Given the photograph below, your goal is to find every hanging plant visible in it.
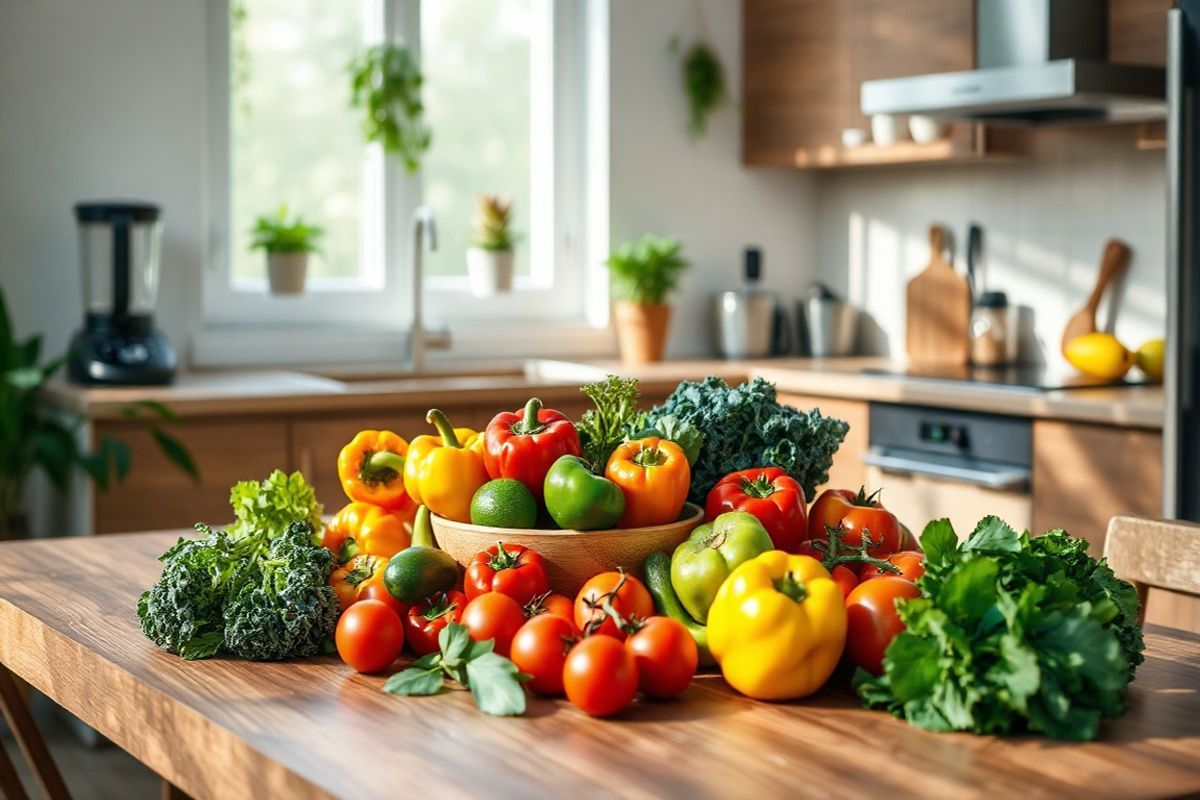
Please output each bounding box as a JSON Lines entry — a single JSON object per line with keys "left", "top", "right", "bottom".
{"left": 348, "top": 43, "right": 431, "bottom": 173}
{"left": 680, "top": 41, "right": 727, "bottom": 138}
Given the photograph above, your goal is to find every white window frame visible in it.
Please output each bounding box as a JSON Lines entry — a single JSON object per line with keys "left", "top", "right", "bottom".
{"left": 200, "top": 0, "right": 605, "bottom": 347}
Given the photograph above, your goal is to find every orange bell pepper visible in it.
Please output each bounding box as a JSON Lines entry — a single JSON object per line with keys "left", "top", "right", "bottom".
{"left": 402, "top": 409, "right": 490, "bottom": 523}
{"left": 337, "top": 430, "right": 411, "bottom": 511}
{"left": 605, "top": 436, "right": 691, "bottom": 528}
{"left": 321, "top": 501, "right": 415, "bottom": 563}
{"left": 329, "top": 553, "right": 388, "bottom": 611}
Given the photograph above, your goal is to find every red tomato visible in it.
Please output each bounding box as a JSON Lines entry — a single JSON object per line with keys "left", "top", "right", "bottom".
{"left": 807, "top": 487, "right": 901, "bottom": 558}
{"left": 465, "top": 542, "right": 549, "bottom": 605}
{"left": 461, "top": 592, "right": 527, "bottom": 658}
{"left": 830, "top": 564, "right": 859, "bottom": 599}
{"left": 704, "top": 467, "right": 808, "bottom": 552}
{"left": 897, "top": 523, "right": 921, "bottom": 552}
{"left": 510, "top": 614, "right": 579, "bottom": 695}
{"left": 563, "top": 635, "right": 639, "bottom": 717}
{"left": 859, "top": 551, "right": 926, "bottom": 583}
{"left": 335, "top": 600, "right": 405, "bottom": 673}
{"left": 405, "top": 590, "right": 466, "bottom": 656}
{"left": 574, "top": 571, "right": 654, "bottom": 639}
{"left": 845, "top": 576, "right": 922, "bottom": 675}
{"left": 525, "top": 591, "right": 575, "bottom": 623}
{"left": 357, "top": 581, "right": 408, "bottom": 618}
{"left": 625, "top": 617, "right": 697, "bottom": 699}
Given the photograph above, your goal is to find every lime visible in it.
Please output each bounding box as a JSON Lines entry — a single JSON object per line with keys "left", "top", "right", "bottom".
{"left": 470, "top": 479, "right": 538, "bottom": 528}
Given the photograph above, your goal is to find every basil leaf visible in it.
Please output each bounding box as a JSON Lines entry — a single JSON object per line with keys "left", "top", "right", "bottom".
{"left": 383, "top": 667, "right": 444, "bottom": 697}
{"left": 464, "top": 652, "right": 527, "bottom": 716}
{"left": 963, "top": 516, "right": 1022, "bottom": 555}
{"left": 439, "top": 622, "right": 471, "bottom": 666}
{"left": 465, "top": 638, "right": 494, "bottom": 660}
{"left": 412, "top": 652, "right": 442, "bottom": 670}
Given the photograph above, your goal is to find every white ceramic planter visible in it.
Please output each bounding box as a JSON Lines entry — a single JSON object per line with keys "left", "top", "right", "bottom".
{"left": 466, "top": 247, "right": 514, "bottom": 298}
{"left": 267, "top": 252, "right": 308, "bottom": 295}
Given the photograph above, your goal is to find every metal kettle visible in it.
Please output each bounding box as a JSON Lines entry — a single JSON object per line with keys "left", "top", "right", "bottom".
{"left": 713, "top": 248, "right": 787, "bottom": 359}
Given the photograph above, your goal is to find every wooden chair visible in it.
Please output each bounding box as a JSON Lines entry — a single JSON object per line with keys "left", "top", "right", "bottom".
{"left": 1104, "top": 515, "right": 1200, "bottom": 626}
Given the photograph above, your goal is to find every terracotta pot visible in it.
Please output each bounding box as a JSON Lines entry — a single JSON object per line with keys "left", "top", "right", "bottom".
{"left": 267, "top": 252, "right": 309, "bottom": 295}
{"left": 614, "top": 301, "right": 671, "bottom": 364}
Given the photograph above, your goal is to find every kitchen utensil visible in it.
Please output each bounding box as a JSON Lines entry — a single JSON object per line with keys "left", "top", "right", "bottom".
{"left": 966, "top": 222, "right": 983, "bottom": 300}
{"left": 870, "top": 114, "right": 907, "bottom": 146}
{"left": 68, "top": 201, "right": 176, "bottom": 385}
{"left": 1059, "top": 238, "right": 1132, "bottom": 356}
{"left": 908, "top": 115, "right": 950, "bottom": 143}
{"left": 714, "top": 247, "right": 780, "bottom": 359}
{"left": 970, "top": 291, "right": 1018, "bottom": 366}
{"left": 803, "top": 297, "right": 858, "bottom": 357}
{"left": 429, "top": 503, "right": 704, "bottom": 596}
{"left": 906, "top": 224, "right": 972, "bottom": 365}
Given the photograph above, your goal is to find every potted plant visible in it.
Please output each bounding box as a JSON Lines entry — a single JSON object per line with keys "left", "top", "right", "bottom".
{"left": 605, "top": 234, "right": 690, "bottom": 364}
{"left": 0, "top": 288, "right": 197, "bottom": 540}
{"left": 249, "top": 206, "right": 323, "bottom": 295}
{"left": 466, "top": 194, "right": 517, "bottom": 298}
{"left": 348, "top": 42, "right": 431, "bottom": 173}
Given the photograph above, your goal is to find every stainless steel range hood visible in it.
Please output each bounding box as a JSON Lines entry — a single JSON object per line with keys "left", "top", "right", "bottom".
{"left": 860, "top": 0, "right": 1166, "bottom": 125}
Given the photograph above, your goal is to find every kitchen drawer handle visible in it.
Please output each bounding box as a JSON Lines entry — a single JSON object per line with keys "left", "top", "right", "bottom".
{"left": 862, "top": 450, "right": 1029, "bottom": 491}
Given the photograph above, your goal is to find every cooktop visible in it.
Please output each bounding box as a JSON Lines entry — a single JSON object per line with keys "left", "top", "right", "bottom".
{"left": 861, "top": 364, "right": 1148, "bottom": 393}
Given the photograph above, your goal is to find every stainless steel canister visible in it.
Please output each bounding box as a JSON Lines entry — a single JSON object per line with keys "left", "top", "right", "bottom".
{"left": 714, "top": 290, "right": 777, "bottom": 359}
{"left": 803, "top": 297, "right": 858, "bottom": 357}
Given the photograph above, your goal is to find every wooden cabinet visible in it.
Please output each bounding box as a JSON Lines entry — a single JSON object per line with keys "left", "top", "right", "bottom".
{"left": 1109, "top": 0, "right": 1171, "bottom": 66}
{"left": 778, "top": 394, "right": 869, "bottom": 494}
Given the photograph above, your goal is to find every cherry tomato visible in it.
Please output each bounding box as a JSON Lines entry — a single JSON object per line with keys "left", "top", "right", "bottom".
{"left": 525, "top": 591, "right": 575, "bottom": 623}
{"left": 335, "top": 600, "right": 405, "bottom": 673}
{"left": 357, "top": 580, "right": 409, "bottom": 618}
{"left": 845, "top": 576, "right": 922, "bottom": 675}
{"left": 830, "top": 564, "right": 859, "bottom": 599}
{"left": 625, "top": 617, "right": 697, "bottom": 699}
{"left": 859, "top": 551, "right": 926, "bottom": 583}
{"left": 563, "top": 634, "right": 639, "bottom": 717}
{"left": 574, "top": 571, "right": 654, "bottom": 639}
{"left": 807, "top": 487, "right": 902, "bottom": 558}
{"left": 510, "top": 614, "right": 579, "bottom": 695}
{"left": 465, "top": 542, "right": 549, "bottom": 605}
{"left": 461, "top": 591, "right": 526, "bottom": 658}
{"left": 405, "top": 590, "right": 466, "bottom": 656}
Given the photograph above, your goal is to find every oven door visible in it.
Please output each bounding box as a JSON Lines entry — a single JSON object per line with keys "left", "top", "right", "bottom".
{"left": 862, "top": 446, "right": 1032, "bottom": 539}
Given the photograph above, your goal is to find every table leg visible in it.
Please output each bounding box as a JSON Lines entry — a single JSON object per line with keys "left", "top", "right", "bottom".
{"left": 0, "top": 736, "right": 30, "bottom": 800}
{"left": 0, "top": 666, "right": 70, "bottom": 800}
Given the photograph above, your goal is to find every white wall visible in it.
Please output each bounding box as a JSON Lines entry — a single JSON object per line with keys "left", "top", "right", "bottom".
{"left": 0, "top": 0, "right": 207, "bottom": 359}
{"left": 812, "top": 128, "right": 1167, "bottom": 365}
{"left": 607, "top": 0, "right": 818, "bottom": 358}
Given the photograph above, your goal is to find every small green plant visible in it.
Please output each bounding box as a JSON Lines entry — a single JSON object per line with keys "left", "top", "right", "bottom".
{"left": 249, "top": 206, "right": 323, "bottom": 254}
{"left": 680, "top": 42, "right": 726, "bottom": 138}
{"left": 605, "top": 235, "right": 690, "bottom": 305}
{"left": 469, "top": 194, "right": 516, "bottom": 252}
{"left": 349, "top": 43, "right": 431, "bottom": 173}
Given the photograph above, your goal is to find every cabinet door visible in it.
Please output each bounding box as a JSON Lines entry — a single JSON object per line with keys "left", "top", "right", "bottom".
{"left": 1109, "top": 0, "right": 1170, "bottom": 66}
{"left": 777, "top": 394, "right": 869, "bottom": 495}
{"left": 94, "top": 418, "right": 290, "bottom": 534}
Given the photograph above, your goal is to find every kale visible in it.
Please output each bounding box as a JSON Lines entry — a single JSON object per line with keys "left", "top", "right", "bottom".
{"left": 855, "top": 517, "right": 1145, "bottom": 741}
{"left": 640, "top": 376, "right": 849, "bottom": 503}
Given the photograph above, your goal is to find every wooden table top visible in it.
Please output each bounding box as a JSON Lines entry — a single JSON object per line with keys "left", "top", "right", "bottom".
{"left": 2, "top": 532, "right": 1198, "bottom": 800}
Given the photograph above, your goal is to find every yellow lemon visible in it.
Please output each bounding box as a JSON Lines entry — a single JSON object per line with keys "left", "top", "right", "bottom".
{"left": 1135, "top": 338, "right": 1165, "bottom": 381}
{"left": 1064, "top": 332, "right": 1135, "bottom": 380}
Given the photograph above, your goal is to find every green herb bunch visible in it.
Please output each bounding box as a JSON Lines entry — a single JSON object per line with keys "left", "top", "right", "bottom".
{"left": 349, "top": 42, "right": 431, "bottom": 173}
{"left": 855, "top": 517, "right": 1145, "bottom": 741}
{"left": 470, "top": 194, "right": 516, "bottom": 251}
{"left": 682, "top": 43, "right": 726, "bottom": 137}
{"left": 605, "top": 235, "right": 690, "bottom": 306}
{"left": 249, "top": 205, "right": 323, "bottom": 255}
{"left": 576, "top": 376, "right": 642, "bottom": 472}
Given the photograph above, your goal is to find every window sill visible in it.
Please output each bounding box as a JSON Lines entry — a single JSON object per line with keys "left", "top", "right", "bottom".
{"left": 190, "top": 321, "right": 617, "bottom": 368}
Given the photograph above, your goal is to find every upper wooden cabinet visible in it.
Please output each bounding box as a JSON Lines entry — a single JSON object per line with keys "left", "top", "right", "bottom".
{"left": 1109, "top": 0, "right": 1171, "bottom": 66}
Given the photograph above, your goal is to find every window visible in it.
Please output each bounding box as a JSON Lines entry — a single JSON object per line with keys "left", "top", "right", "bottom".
{"left": 203, "top": 0, "right": 599, "bottom": 336}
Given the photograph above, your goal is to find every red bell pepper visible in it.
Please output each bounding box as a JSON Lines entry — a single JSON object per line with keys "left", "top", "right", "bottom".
{"left": 464, "top": 542, "right": 550, "bottom": 604}
{"left": 705, "top": 467, "right": 808, "bottom": 553}
{"left": 404, "top": 590, "right": 467, "bottom": 656}
{"left": 483, "top": 397, "right": 581, "bottom": 501}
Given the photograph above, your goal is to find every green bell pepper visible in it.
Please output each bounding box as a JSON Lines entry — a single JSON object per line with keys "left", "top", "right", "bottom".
{"left": 543, "top": 455, "right": 626, "bottom": 530}
{"left": 671, "top": 511, "right": 774, "bottom": 623}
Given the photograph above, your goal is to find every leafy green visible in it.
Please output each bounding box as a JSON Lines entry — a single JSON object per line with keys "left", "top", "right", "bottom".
{"left": 628, "top": 414, "right": 705, "bottom": 466}
{"left": 681, "top": 43, "right": 727, "bottom": 138}
{"left": 854, "top": 516, "right": 1145, "bottom": 740}
{"left": 641, "top": 376, "right": 849, "bottom": 503}
{"left": 576, "top": 375, "right": 642, "bottom": 472}
{"left": 383, "top": 623, "right": 528, "bottom": 716}
{"left": 227, "top": 469, "right": 323, "bottom": 542}
{"left": 348, "top": 43, "right": 430, "bottom": 173}
{"left": 248, "top": 205, "right": 323, "bottom": 254}
{"left": 605, "top": 235, "right": 690, "bottom": 305}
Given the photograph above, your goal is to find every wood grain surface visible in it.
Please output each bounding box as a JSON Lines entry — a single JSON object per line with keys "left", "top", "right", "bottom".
{"left": 1, "top": 533, "right": 1199, "bottom": 800}
{"left": 906, "top": 225, "right": 972, "bottom": 365}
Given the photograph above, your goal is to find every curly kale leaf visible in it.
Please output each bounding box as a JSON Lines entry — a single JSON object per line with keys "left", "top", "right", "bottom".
{"left": 641, "top": 376, "right": 849, "bottom": 502}
{"left": 137, "top": 526, "right": 236, "bottom": 660}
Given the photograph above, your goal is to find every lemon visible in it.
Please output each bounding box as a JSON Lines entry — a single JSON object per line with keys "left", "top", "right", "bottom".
{"left": 1135, "top": 338, "right": 1165, "bottom": 381}
{"left": 1064, "top": 332, "right": 1135, "bottom": 380}
{"left": 470, "top": 479, "right": 538, "bottom": 529}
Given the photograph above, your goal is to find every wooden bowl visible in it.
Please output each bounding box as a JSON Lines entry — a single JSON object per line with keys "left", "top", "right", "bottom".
{"left": 430, "top": 504, "right": 705, "bottom": 596}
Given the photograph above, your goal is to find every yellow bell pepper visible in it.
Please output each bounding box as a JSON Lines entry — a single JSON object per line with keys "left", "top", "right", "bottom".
{"left": 402, "top": 409, "right": 489, "bottom": 523}
{"left": 707, "top": 551, "right": 846, "bottom": 700}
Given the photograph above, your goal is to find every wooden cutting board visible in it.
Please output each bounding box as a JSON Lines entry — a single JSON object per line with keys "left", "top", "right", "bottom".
{"left": 906, "top": 224, "right": 971, "bottom": 364}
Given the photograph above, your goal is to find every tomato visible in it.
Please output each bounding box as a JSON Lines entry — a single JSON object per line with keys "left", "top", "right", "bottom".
{"left": 461, "top": 591, "right": 526, "bottom": 658}
{"left": 357, "top": 580, "right": 409, "bottom": 618}
{"left": 510, "top": 614, "right": 579, "bottom": 695}
{"left": 897, "top": 523, "right": 921, "bottom": 553}
{"left": 859, "top": 551, "right": 926, "bottom": 583}
{"left": 563, "top": 634, "right": 639, "bottom": 717}
{"left": 335, "top": 600, "right": 405, "bottom": 673}
{"left": 625, "top": 617, "right": 697, "bottom": 699}
{"left": 574, "top": 571, "right": 654, "bottom": 639}
{"left": 807, "top": 487, "right": 901, "bottom": 558}
{"left": 525, "top": 591, "right": 575, "bottom": 623}
{"left": 330, "top": 554, "right": 389, "bottom": 612}
{"left": 405, "top": 590, "right": 466, "bottom": 656}
{"left": 844, "top": 576, "right": 922, "bottom": 675}
{"left": 830, "top": 564, "right": 859, "bottom": 599}
{"left": 465, "top": 542, "right": 549, "bottom": 605}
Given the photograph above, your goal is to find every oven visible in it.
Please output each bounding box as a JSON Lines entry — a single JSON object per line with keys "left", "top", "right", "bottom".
{"left": 862, "top": 404, "right": 1032, "bottom": 538}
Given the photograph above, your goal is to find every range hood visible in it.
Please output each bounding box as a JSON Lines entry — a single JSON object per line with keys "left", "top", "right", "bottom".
{"left": 860, "top": 0, "right": 1166, "bottom": 124}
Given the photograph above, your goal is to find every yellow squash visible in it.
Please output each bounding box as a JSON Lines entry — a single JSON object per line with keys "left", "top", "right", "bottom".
{"left": 707, "top": 551, "right": 846, "bottom": 700}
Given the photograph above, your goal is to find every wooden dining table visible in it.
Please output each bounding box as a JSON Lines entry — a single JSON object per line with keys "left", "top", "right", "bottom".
{"left": 0, "top": 531, "right": 1199, "bottom": 800}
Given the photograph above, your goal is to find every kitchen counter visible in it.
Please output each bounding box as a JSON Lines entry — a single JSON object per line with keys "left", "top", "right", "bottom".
{"left": 43, "top": 357, "right": 1164, "bottom": 428}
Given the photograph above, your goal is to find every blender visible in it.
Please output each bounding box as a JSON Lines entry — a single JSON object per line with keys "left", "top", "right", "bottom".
{"left": 68, "top": 201, "right": 177, "bottom": 385}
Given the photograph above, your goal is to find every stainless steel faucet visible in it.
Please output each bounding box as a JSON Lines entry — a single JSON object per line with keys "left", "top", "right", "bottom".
{"left": 408, "top": 205, "right": 450, "bottom": 372}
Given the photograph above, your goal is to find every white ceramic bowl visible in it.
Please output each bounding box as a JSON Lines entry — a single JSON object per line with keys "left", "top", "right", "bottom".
{"left": 841, "top": 127, "right": 869, "bottom": 149}
{"left": 870, "top": 114, "right": 908, "bottom": 147}
{"left": 909, "top": 115, "right": 950, "bottom": 144}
